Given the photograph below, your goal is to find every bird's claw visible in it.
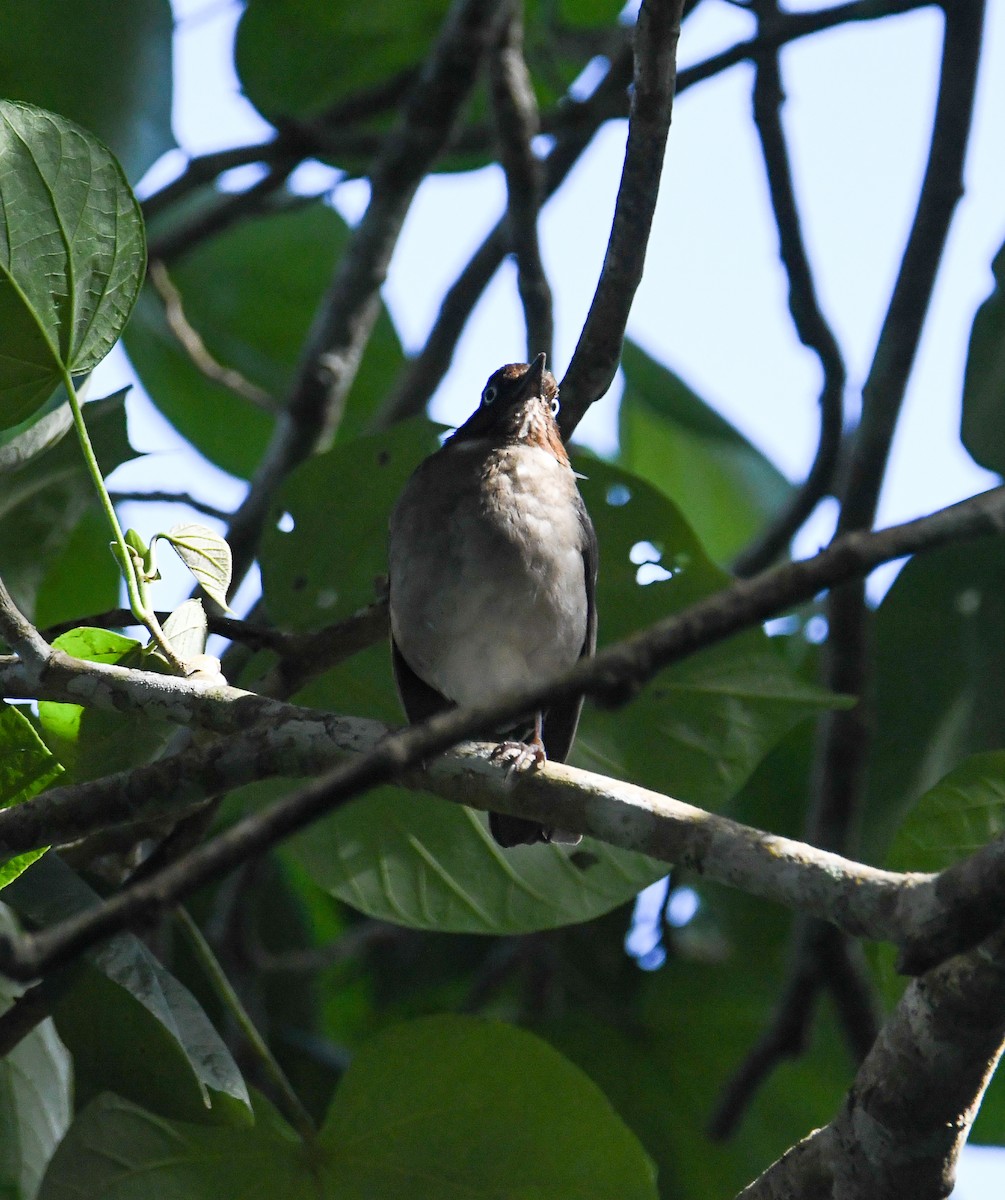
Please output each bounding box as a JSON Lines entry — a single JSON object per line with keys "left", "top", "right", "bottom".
{"left": 490, "top": 739, "right": 547, "bottom": 774}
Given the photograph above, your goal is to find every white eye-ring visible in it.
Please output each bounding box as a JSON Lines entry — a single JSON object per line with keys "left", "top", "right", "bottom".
{"left": 482, "top": 384, "right": 498, "bottom": 406}
{"left": 550, "top": 396, "right": 560, "bottom": 416}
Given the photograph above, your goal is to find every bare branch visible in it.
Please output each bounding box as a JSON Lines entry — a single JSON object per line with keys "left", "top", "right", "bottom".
{"left": 146, "top": 163, "right": 302, "bottom": 265}
{"left": 107, "top": 492, "right": 233, "bottom": 523}
{"left": 147, "top": 261, "right": 275, "bottom": 410}
{"left": 490, "top": 6, "right": 553, "bottom": 362}
{"left": 733, "top": 0, "right": 846, "bottom": 577}
{"left": 376, "top": 0, "right": 931, "bottom": 431}
{"left": 558, "top": 0, "right": 685, "bottom": 439}
{"left": 810, "top": 0, "right": 985, "bottom": 891}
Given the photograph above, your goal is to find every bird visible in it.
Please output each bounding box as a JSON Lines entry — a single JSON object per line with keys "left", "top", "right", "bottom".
{"left": 387, "top": 353, "right": 597, "bottom": 847}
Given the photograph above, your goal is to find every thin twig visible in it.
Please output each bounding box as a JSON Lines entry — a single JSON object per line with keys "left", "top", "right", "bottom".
{"left": 41, "top": 607, "right": 290, "bottom": 653}
{"left": 147, "top": 261, "right": 275, "bottom": 410}
{"left": 108, "top": 491, "right": 232, "bottom": 523}
{"left": 732, "top": 2, "right": 845, "bottom": 578}
{"left": 711, "top": 0, "right": 856, "bottom": 1137}
{"left": 558, "top": 0, "right": 685, "bottom": 439}
{"left": 490, "top": 6, "right": 553, "bottom": 362}
{"left": 147, "top": 161, "right": 302, "bottom": 265}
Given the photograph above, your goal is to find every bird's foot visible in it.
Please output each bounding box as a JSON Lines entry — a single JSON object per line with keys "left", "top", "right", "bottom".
{"left": 490, "top": 737, "right": 547, "bottom": 774}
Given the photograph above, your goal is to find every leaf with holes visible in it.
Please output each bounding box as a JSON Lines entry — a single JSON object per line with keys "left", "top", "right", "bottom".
{"left": 0, "top": 101, "right": 145, "bottom": 428}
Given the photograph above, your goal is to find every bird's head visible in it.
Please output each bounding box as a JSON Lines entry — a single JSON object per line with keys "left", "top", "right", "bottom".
{"left": 447, "top": 354, "right": 567, "bottom": 461}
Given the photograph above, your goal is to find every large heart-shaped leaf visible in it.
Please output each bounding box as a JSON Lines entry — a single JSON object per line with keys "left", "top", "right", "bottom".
{"left": 0, "top": 101, "right": 145, "bottom": 429}
{"left": 320, "top": 1015, "right": 658, "bottom": 1198}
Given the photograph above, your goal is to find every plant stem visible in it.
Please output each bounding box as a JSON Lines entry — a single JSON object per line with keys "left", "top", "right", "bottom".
{"left": 61, "top": 370, "right": 187, "bottom": 672}
{"left": 174, "top": 906, "right": 317, "bottom": 1142}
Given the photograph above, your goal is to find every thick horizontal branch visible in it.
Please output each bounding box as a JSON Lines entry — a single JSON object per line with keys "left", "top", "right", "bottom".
{"left": 1, "top": 709, "right": 1005, "bottom": 986}
{"left": 1, "top": 488, "right": 1004, "bottom": 978}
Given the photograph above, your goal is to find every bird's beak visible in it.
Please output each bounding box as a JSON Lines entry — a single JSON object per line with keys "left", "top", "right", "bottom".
{"left": 521, "top": 352, "right": 547, "bottom": 400}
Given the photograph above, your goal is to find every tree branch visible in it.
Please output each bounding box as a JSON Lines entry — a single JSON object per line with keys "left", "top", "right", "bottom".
{"left": 375, "top": 0, "right": 932, "bottom": 431}
{"left": 2, "top": 488, "right": 1005, "bottom": 979}
{"left": 0, "top": 575, "right": 49, "bottom": 679}
{"left": 740, "top": 927, "right": 1005, "bottom": 1200}
{"left": 558, "top": 0, "right": 685, "bottom": 439}
{"left": 732, "top": 0, "right": 846, "bottom": 578}
{"left": 490, "top": 5, "right": 553, "bottom": 362}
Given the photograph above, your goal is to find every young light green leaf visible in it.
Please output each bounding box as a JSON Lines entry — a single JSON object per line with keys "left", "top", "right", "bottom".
{"left": 123, "top": 527, "right": 159, "bottom": 582}
{"left": 161, "top": 599, "right": 209, "bottom": 661}
{"left": 158, "top": 523, "right": 233, "bottom": 612}
{"left": 0, "top": 101, "right": 146, "bottom": 429}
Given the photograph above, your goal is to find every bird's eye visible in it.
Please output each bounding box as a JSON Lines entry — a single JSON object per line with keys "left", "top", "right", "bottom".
{"left": 550, "top": 396, "right": 560, "bottom": 416}
{"left": 482, "top": 385, "right": 498, "bottom": 406}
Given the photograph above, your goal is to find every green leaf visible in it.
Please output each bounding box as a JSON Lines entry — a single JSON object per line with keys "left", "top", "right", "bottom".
{"left": 4, "top": 855, "right": 252, "bottom": 1126}
{"left": 575, "top": 459, "right": 841, "bottom": 808}
{"left": 862, "top": 536, "right": 1005, "bottom": 859}
{"left": 236, "top": 0, "right": 449, "bottom": 122}
{"left": 545, "top": 884, "right": 853, "bottom": 1199}
{"left": 886, "top": 752, "right": 1005, "bottom": 874}
{"left": 0, "top": 703, "right": 63, "bottom": 889}
{"left": 962, "top": 241, "right": 1005, "bottom": 476}
{"left": 161, "top": 599, "right": 210, "bottom": 661}
{"left": 0, "top": 390, "right": 138, "bottom": 621}
{"left": 618, "top": 340, "right": 792, "bottom": 563}
{"left": 261, "top": 418, "right": 441, "bottom": 630}
{"left": 0, "top": 907, "right": 71, "bottom": 1200}
{"left": 320, "top": 1015, "right": 657, "bottom": 1199}
{"left": 0, "top": 386, "right": 73, "bottom": 473}
{"left": 124, "top": 204, "right": 404, "bottom": 478}
{"left": 234, "top": 0, "right": 623, "bottom": 170}
{"left": 37, "top": 628, "right": 174, "bottom": 785}
{"left": 0, "top": 0, "right": 174, "bottom": 183}
{"left": 289, "top": 788, "right": 669, "bottom": 935}
{"left": 157, "top": 524, "right": 234, "bottom": 612}
{"left": 38, "top": 1093, "right": 312, "bottom": 1200}
{"left": 0, "top": 101, "right": 146, "bottom": 428}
